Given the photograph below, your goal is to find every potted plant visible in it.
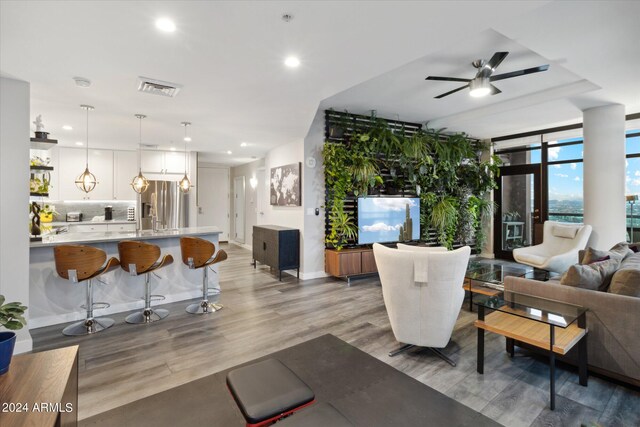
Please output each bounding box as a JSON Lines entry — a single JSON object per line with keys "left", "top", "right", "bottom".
{"left": 39, "top": 204, "right": 58, "bottom": 223}
{"left": 0, "top": 295, "right": 27, "bottom": 375}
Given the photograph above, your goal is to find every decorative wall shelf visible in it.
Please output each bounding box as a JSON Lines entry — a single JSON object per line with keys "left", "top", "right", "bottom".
{"left": 30, "top": 165, "right": 54, "bottom": 171}
{"left": 30, "top": 192, "right": 49, "bottom": 197}
{"left": 30, "top": 137, "right": 58, "bottom": 150}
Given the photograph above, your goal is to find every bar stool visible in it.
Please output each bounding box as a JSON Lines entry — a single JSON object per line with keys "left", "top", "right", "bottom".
{"left": 53, "top": 245, "right": 120, "bottom": 336}
{"left": 118, "top": 241, "right": 173, "bottom": 324}
{"left": 180, "top": 236, "right": 227, "bottom": 314}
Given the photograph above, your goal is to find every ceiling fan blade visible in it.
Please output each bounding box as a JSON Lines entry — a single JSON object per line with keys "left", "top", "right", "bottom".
{"left": 487, "top": 52, "right": 509, "bottom": 70}
{"left": 490, "top": 84, "right": 502, "bottom": 95}
{"left": 426, "top": 76, "right": 471, "bottom": 82}
{"left": 435, "top": 84, "right": 469, "bottom": 99}
{"left": 490, "top": 65, "right": 550, "bottom": 82}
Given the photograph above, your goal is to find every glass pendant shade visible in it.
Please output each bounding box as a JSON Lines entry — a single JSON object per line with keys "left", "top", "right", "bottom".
{"left": 75, "top": 166, "right": 97, "bottom": 193}
{"left": 131, "top": 170, "right": 149, "bottom": 194}
{"left": 179, "top": 173, "right": 191, "bottom": 193}
{"left": 131, "top": 114, "right": 149, "bottom": 194}
{"left": 76, "top": 104, "right": 96, "bottom": 193}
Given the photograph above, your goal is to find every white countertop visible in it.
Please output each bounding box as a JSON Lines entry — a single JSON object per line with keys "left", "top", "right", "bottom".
{"left": 48, "top": 220, "right": 134, "bottom": 226}
{"left": 30, "top": 226, "right": 222, "bottom": 248}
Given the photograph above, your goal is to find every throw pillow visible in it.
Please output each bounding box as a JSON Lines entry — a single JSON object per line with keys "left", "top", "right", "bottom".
{"left": 552, "top": 224, "right": 580, "bottom": 239}
{"left": 581, "top": 247, "right": 613, "bottom": 264}
{"left": 609, "top": 252, "right": 640, "bottom": 297}
{"left": 560, "top": 258, "right": 620, "bottom": 291}
{"left": 610, "top": 242, "right": 634, "bottom": 259}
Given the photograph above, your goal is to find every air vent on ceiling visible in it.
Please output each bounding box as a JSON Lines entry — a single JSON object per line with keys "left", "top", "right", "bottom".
{"left": 142, "top": 144, "right": 159, "bottom": 149}
{"left": 137, "top": 76, "right": 182, "bottom": 98}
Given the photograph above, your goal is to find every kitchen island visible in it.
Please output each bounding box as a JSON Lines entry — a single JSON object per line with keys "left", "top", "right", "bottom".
{"left": 29, "top": 227, "right": 222, "bottom": 328}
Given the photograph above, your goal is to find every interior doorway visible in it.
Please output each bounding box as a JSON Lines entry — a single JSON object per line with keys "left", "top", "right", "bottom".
{"left": 255, "top": 168, "right": 266, "bottom": 224}
{"left": 234, "top": 176, "right": 246, "bottom": 243}
{"left": 197, "top": 166, "right": 230, "bottom": 241}
{"left": 494, "top": 164, "right": 542, "bottom": 260}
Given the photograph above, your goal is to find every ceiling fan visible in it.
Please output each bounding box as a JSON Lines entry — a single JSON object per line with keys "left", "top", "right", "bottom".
{"left": 425, "top": 52, "right": 549, "bottom": 99}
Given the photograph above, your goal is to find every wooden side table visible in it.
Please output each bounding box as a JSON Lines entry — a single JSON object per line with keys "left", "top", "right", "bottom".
{"left": 0, "top": 345, "right": 78, "bottom": 426}
{"left": 474, "top": 293, "right": 587, "bottom": 410}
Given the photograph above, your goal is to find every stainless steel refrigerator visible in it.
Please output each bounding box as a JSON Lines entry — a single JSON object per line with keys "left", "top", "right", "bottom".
{"left": 140, "top": 181, "right": 189, "bottom": 230}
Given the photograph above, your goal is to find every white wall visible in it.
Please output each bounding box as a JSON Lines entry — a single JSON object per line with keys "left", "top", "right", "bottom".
{"left": 230, "top": 158, "right": 265, "bottom": 249}
{"left": 302, "top": 109, "right": 329, "bottom": 279}
{"left": 0, "top": 77, "right": 32, "bottom": 353}
{"left": 262, "top": 140, "right": 306, "bottom": 274}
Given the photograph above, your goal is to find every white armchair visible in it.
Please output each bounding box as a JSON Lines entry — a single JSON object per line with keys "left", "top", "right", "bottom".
{"left": 373, "top": 243, "right": 471, "bottom": 366}
{"left": 512, "top": 221, "right": 592, "bottom": 273}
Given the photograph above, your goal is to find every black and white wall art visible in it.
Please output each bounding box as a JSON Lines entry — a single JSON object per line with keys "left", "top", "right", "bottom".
{"left": 270, "top": 162, "right": 301, "bottom": 206}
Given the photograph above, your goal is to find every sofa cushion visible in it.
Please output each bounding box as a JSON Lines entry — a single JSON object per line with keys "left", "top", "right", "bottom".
{"left": 552, "top": 224, "right": 580, "bottom": 239}
{"left": 560, "top": 258, "right": 620, "bottom": 291}
{"left": 609, "top": 252, "right": 640, "bottom": 297}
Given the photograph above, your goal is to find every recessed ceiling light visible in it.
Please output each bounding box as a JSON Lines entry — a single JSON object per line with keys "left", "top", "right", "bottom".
{"left": 155, "top": 18, "right": 176, "bottom": 33}
{"left": 240, "top": 142, "right": 248, "bottom": 147}
{"left": 62, "top": 125, "right": 73, "bottom": 130}
{"left": 284, "top": 56, "right": 300, "bottom": 68}
{"left": 73, "top": 76, "right": 91, "bottom": 87}
{"left": 170, "top": 147, "right": 176, "bottom": 151}
{"left": 226, "top": 150, "right": 233, "bottom": 155}
{"left": 75, "top": 141, "right": 83, "bottom": 146}
{"left": 183, "top": 136, "right": 192, "bottom": 142}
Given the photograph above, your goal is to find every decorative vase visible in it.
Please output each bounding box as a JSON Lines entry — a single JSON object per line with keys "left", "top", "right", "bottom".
{"left": 40, "top": 213, "right": 53, "bottom": 223}
{"left": 0, "top": 332, "right": 17, "bottom": 375}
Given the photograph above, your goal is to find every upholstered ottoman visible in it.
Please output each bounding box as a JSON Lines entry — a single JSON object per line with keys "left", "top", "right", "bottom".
{"left": 226, "top": 358, "right": 315, "bottom": 427}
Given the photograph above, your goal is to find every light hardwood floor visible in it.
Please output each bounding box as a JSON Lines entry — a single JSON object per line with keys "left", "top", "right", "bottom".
{"left": 31, "top": 244, "right": 639, "bottom": 426}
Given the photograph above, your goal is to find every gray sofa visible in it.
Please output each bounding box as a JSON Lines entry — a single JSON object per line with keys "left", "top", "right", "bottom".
{"left": 504, "top": 251, "right": 640, "bottom": 386}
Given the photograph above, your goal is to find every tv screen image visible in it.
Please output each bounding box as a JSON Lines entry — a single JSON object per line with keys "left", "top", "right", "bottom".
{"left": 357, "top": 197, "right": 420, "bottom": 245}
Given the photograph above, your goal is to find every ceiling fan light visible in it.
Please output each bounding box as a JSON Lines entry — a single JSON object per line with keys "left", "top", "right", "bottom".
{"left": 469, "top": 77, "right": 490, "bottom": 97}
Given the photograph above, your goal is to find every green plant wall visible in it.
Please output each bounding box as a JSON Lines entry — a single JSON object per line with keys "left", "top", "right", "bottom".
{"left": 323, "top": 111, "right": 500, "bottom": 250}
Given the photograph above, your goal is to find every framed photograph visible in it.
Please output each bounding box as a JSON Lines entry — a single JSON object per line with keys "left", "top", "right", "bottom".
{"left": 270, "top": 162, "right": 301, "bottom": 206}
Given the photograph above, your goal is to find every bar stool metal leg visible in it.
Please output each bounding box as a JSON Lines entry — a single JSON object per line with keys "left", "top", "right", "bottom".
{"left": 126, "top": 273, "right": 170, "bottom": 324}
{"left": 62, "top": 279, "right": 115, "bottom": 336}
{"left": 186, "top": 266, "right": 223, "bottom": 314}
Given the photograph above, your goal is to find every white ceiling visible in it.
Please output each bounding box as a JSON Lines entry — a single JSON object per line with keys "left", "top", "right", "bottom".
{"left": 1, "top": 1, "right": 639, "bottom": 164}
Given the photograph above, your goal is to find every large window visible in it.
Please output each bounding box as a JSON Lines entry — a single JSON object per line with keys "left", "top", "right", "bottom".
{"left": 547, "top": 139, "right": 583, "bottom": 223}
{"left": 626, "top": 130, "right": 640, "bottom": 241}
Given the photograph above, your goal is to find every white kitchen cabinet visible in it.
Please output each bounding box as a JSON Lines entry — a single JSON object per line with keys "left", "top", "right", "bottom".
{"left": 141, "top": 150, "right": 186, "bottom": 174}
{"left": 68, "top": 223, "right": 109, "bottom": 233}
{"left": 113, "top": 150, "right": 138, "bottom": 201}
{"left": 164, "top": 151, "right": 186, "bottom": 174}
{"left": 141, "top": 150, "right": 165, "bottom": 174}
{"left": 107, "top": 223, "right": 136, "bottom": 232}
{"left": 57, "top": 148, "right": 113, "bottom": 200}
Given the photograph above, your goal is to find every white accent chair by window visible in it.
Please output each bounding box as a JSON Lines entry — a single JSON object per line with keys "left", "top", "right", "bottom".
{"left": 373, "top": 243, "right": 471, "bottom": 366}
{"left": 512, "top": 221, "right": 592, "bottom": 273}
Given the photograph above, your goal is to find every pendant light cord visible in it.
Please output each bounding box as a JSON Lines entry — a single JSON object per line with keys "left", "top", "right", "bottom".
{"left": 85, "top": 107, "right": 89, "bottom": 166}
{"left": 138, "top": 116, "right": 142, "bottom": 172}
{"left": 184, "top": 124, "right": 188, "bottom": 173}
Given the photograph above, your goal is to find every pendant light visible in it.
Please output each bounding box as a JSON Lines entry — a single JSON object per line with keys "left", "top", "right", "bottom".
{"left": 75, "top": 105, "right": 97, "bottom": 193}
{"left": 131, "top": 114, "right": 150, "bottom": 194}
{"left": 179, "top": 121, "right": 192, "bottom": 193}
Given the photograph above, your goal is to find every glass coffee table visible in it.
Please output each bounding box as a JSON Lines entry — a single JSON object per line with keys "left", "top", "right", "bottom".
{"left": 474, "top": 292, "right": 588, "bottom": 410}
{"left": 464, "top": 261, "right": 558, "bottom": 311}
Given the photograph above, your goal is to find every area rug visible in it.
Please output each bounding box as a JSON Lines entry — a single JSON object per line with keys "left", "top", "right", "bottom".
{"left": 81, "top": 334, "right": 500, "bottom": 426}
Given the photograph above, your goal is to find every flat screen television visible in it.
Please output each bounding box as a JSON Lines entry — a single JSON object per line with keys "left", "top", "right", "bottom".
{"left": 357, "top": 197, "right": 420, "bottom": 245}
